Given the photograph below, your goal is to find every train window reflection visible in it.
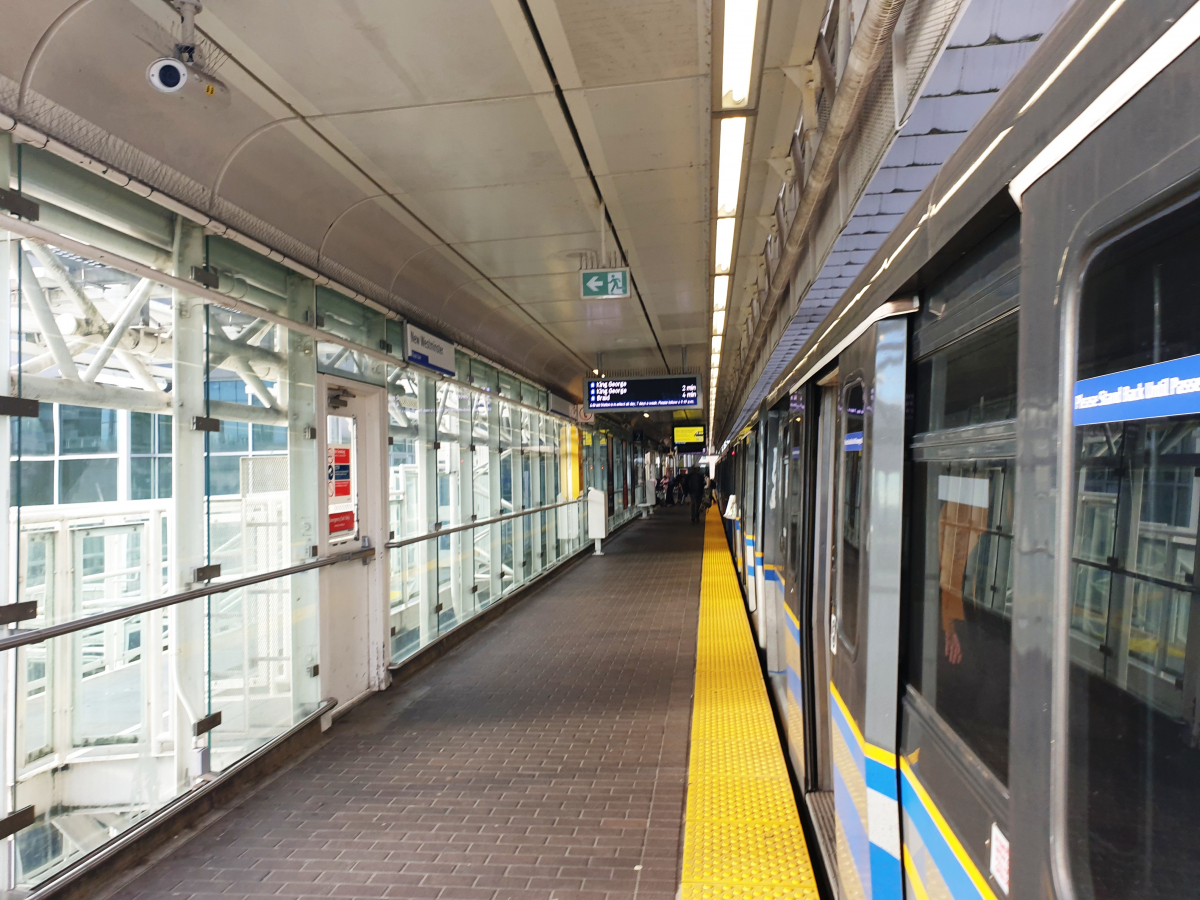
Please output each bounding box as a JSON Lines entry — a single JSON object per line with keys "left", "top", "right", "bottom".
{"left": 914, "top": 314, "right": 1017, "bottom": 433}
{"left": 1069, "top": 197, "right": 1200, "bottom": 899}
{"left": 908, "top": 457, "right": 1013, "bottom": 782}
{"left": 907, "top": 298, "right": 1017, "bottom": 784}
{"left": 838, "top": 382, "right": 864, "bottom": 649}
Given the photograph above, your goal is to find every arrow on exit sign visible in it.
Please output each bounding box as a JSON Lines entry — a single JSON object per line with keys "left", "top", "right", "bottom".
{"left": 580, "top": 268, "right": 630, "bottom": 299}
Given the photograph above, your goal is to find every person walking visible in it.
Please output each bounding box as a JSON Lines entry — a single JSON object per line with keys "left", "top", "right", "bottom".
{"left": 686, "top": 466, "right": 706, "bottom": 523}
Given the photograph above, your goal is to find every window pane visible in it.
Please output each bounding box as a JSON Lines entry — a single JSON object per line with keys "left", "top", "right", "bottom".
{"left": 130, "top": 457, "right": 153, "bottom": 500}
{"left": 131, "top": 412, "right": 153, "bottom": 455}
{"left": 58, "top": 406, "right": 117, "bottom": 455}
{"left": 156, "top": 457, "right": 172, "bottom": 499}
{"left": 210, "top": 421, "right": 248, "bottom": 454}
{"left": 11, "top": 461, "right": 54, "bottom": 507}
{"left": 12, "top": 403, "right": 55, "bottom": 456}
{"left": 914, "top": 315, "right": 1018, "bottom": 432}
{"left": 206, "top": 456, "right": 241, "bottom": 496}
{"left": 251, "top": 423, "right": 287, "bottom": 451}
{"left": 59, "top": 458, "right": 117, "bottom": 504}
{"left": 157, "top": 414, "right": 172, "bottom": 453}
{"left": 907, "top": 459, "right": 1013, "bottom": 782}
{"left": 838, "top": 382, "right": 864, "bottom": 648}
{"left": 1069, "top": 197, "right": 1200, "bottom": 898}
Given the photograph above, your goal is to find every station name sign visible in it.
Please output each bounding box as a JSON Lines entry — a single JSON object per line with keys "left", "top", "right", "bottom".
{"left": 1074, "top": 353, "right": 1200, "bottom": 425}
{"left": 587, "top": 375, "right": 701, "bottom": 410}
{"left": 405, "top": 323, "right": 455, "bottom": 377}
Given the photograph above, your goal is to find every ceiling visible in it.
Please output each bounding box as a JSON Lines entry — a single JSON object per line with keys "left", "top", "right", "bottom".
{"left": 0, "top": 0, "right": 746, "bottom": 400}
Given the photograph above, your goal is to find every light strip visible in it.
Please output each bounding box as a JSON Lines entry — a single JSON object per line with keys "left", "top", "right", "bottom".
{"left": 713, "top": 275, "right": 729, "bottom": 311}
{"left": 722, "top": 0, "right": 760, "bottom": 108}
{"left": 714, "top": 218, "right": 736, "bottom": 273}
{"left": 1019, "top": 0, "right": 1126, "bottom": 115}
{"left": 1011, "top": 2, "right": 1200, "bottom": 206}
{"left": 713, "top": 308, "right": 726, "bottom": 334}
{"left": 717, "top": 117, "right": 747, "bottom": 216}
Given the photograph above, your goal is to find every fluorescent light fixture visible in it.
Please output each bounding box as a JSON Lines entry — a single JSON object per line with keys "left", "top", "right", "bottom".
{"left": 713, "top": 308, "right": 726, "bottom": 335}
{"left": 722, "top": 0, "right": 759, "bottom": 108}
{"left": 714, "top": 218, "right": 736, "bottom": 274}
{"left": 717, "top": 117, "right": 747, "bottom": 216}
{"left": 711, "top": 335, "right": 722, "bottom": 354}
{"left": 711, "top": 352, "right": 721, "bottom": 368}
{"left": 713, "top": 275, "right": 729, "bottom": 311}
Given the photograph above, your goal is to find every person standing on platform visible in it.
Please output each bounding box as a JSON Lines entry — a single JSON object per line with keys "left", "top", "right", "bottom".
{"left": 686, "top": 466, "right": 706, "bottom": 523}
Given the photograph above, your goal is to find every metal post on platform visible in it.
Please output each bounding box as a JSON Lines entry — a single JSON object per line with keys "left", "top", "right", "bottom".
{"left": 593, "top": 538, "right": 603, "bottom": 556}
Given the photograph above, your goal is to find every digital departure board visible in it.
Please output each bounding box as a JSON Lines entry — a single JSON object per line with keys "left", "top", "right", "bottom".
{"left": 586, "top": 375, "right": 701, "bottom": 410}
{"left": 674, "top": 426, "right": 706, "bottom": 450}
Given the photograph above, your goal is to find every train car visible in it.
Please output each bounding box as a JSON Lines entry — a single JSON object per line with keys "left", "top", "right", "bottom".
{"left": 717, "top": 1, "right": 1200, "bottom": 898}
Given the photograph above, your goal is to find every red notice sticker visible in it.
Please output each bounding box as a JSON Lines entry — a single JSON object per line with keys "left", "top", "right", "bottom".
{"left": 329, "top": 510, "right": 355, "bottom": 534}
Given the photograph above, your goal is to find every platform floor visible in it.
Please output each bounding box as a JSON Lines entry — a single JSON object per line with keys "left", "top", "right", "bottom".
{"left": 112, "top": 505, "right": 705, "bottom": 900}
{"left": 680, "top": 507, "right": 819, "bottom": 899}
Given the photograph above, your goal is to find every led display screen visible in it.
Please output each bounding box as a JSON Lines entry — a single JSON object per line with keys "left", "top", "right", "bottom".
{"left": 586, "top": 375, "right": 701, "bottom": 410}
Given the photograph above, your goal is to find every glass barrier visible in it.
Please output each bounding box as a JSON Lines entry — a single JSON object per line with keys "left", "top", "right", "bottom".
{"left": 9, "top": 573, "right": 323, "bottom": 888}
{"left": 388, "top": 498, "right": 588, "bottom": 665}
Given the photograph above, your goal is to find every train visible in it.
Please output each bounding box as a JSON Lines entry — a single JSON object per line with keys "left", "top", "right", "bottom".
{"left": 713, "top": 1, "right": 1200, "bottom": 898}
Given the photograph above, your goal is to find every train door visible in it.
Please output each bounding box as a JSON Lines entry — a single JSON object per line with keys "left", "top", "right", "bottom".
{"left": 828, "top": 318, "right": 908, "bottom": 900}
{"left": 805, "top": 375, "right": 840, "bottom": 876}
{"left": 762, "top": 403, "right": 787, "bottom": 703}
{"left": 781, "top": 389, "right": 814, "bottom": 785}
{"left": 742, "top": 430, "right": 760, "bottom": 622}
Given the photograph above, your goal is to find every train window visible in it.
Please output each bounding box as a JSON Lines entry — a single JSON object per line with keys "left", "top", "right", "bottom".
{"left": 914, "top": 314, "right": 1018, "bottom": 432}
{"left": 1068, "top": 197, "right": 1200, "bottom": 898}
{"left": 906, "top": 221, "right": 1020, "bottom": 785}
{"left": 907, "top": 454, "right": 1014, "bottom": 782}
{"left": 838, "top": 381, "right": 865, "bottom": 650}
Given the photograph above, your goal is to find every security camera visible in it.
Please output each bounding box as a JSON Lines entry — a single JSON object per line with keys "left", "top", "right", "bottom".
{"left": 147, "top": 58, "right": 188, "bottom": 93}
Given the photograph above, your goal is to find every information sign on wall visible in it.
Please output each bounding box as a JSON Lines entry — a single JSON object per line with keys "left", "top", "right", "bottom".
{"left": 405, "top": 323, "right": 456, "bottom": 376}
{"left": 587, "top": 375, "right": 701, "bottom": 410}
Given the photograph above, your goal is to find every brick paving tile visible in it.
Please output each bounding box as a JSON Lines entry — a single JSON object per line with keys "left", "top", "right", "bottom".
{"left": 109, "top": 507, "right": 701, "bottom": 899}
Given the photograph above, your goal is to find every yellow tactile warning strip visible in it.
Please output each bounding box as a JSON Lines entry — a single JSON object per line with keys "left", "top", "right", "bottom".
{"left": 680, "top": 506, "right": 820, "bottom": 900}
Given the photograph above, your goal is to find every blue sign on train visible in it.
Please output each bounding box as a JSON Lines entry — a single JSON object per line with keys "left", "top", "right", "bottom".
{"left": 844, "top": 431, "right": 863, "bottom": 452}
{"left": 1074, "top": 353, "right": 1200, "bottom": 425}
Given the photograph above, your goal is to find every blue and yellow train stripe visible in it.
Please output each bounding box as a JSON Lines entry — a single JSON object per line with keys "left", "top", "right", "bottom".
{"left": 899, "top": 756, "right": 997, "bottom": 900}
{"left": 829, "top": 683, "right": 902, "bottom": 900}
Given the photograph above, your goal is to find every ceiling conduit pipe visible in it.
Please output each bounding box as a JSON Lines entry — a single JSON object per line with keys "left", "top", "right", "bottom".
{"left": 731, "top": 0, "right": 906, "bottom": 412}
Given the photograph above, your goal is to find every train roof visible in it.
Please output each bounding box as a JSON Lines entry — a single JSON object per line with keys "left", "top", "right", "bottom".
{"left": 742, "top": 0, "right": 1195, "bottom": 436}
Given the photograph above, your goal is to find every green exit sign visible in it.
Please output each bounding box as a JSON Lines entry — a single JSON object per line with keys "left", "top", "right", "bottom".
{"left": 581, "top": 268, "right": 630, "bottom": 299}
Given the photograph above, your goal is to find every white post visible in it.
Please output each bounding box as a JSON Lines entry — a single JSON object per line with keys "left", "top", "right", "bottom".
{"left": 285, "top": 274, "right": 320, "bottom": 714}
{"left": 170, "top": 218, "right": 208, "bottom": 788}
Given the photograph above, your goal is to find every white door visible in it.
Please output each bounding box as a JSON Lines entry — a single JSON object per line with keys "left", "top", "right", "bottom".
{"left": 317, "top": 376, "right": 387, "bottom": 708}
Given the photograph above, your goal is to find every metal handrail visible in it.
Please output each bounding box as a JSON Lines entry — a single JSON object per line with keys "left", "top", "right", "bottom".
{"left": 385, "top": 497, "right": 586, "bottom": 549}
{"left": 0, "top": 546, "right": 375, "bottom": 653}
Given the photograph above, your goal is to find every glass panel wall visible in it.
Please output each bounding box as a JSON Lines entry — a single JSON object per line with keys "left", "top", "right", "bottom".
{"left": 0, "top": 140, "right": 594, "bottom": 891}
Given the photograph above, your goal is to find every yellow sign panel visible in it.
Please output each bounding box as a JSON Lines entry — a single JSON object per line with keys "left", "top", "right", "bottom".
{"left": 674, "top": 426, "right": 705, "bottom": 445}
